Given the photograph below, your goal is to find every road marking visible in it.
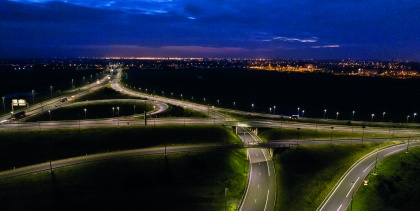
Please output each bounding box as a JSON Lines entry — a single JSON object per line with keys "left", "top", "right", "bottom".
{"left": 346, "top": 177, "right": 360, "bottom": 198}
{"left": 239, "top": 148, "right": 252, "bottom": 211}
{"left": 255, "top": 199, "right": 257, "bottom": 203}
{"left": 264, "top": 189, "right": 270, "bottom": 211}
{"left": 363, "top": 161, "right": 376, "bottom": 173}
{"left": 256, "top": 154, "right": 258, "bottom": 156}
{"left": 384, "top": 148, "right": 404, "bottom": 157}
{"left": 261, "top": 149, "right": 271, "bottom": 177}
{"left": 337, "top": 204, "right": 342, "bottom": 211}
{"left": 258, "top": 184, "right": 260, "bottom": 188}
{"left": 259, "top": 172, "right": 261, "bottom": 176}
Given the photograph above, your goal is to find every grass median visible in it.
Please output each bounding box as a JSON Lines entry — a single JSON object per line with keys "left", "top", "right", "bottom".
{"left": 352, "top": 146, "right": 420, "bottom": 211}
{"left": 0, "top": 125, "right": 241, "bottom": 171}
{"left": 0, "top": 149, "right": 248, "bottom": 210}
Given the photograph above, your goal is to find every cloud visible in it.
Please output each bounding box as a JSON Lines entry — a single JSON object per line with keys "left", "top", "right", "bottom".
{"left": 272, "top": 37, "right": 318, "bottom": 43}
{"left": 311, "top": 45, "right": 340, "bottom": 48}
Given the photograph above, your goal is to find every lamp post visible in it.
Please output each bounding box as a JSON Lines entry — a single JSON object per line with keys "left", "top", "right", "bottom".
{"left": 171, "top": 92, "right": 173, "bottom": 98}
{"left": 302, "top": 110, "right": 305, "bottom": 118}
{"left": 352, "top": 110, "right": 355, "bottom": 120}
{"left": 203, "top": 98, "right": 206, "bottom": 103}
{"left": 269, "top": 107, "right": 272, "bottom": 114}
{"left": 84, "top": 108, "right": 87, "bottom": 119}
{"left": 48, "top": 110, "right": 51, "bottom": 121}
{"left": 50, "top": 85, "right": 53, "bottom": 98}
{"left": 2, "top": 96, "right": 5, "bottom": 114}
{"left": 382, "top": 112, "right": 386, "bottom": 122}
{"left": 117, "top": 107, "right": 120, "bottom": 128}
{"left": 324, "top": 109, "right": 327, "bottom": 119}
{"left": 371, "top": 113, "right": 375, "bottom": 122}
{"left": 32, "top": 90, "right": 35, "bottom": 105}
{"left": 153, "top": 105, "right": 156, "bottom": 126}
{"left": 71, "top": 79, "right": 74, "bottom": 88}
{"left": 412, "top": 113, "right": 417, "bottom": 123}
{"left": 134, "top": 105, "right": 136, "bottom": 115}
{"left": 233, "top": 102, "right": 236, "bottom": 110}
{"left": 112, "top": 107, "right": 115, "bottom": 118}
{"left": 274, "top": 106, "right": 276, "bottom": 115}
{"left": 407, "top": 115, "right": 410, "bottom": 123}
{"left": 297, "top": 107, "right": 300, "bottom": 117}
{"left": 251, "top": 103, "right": 254, "bottom": 113}
{"left": 336, "top": 112, "right": 339, "bottom": 120}
{"left": 217, "top": 99, "right": 220, "bottom": 107}
{"left": 330, "top": 127, "right": 334, "bottom": 144}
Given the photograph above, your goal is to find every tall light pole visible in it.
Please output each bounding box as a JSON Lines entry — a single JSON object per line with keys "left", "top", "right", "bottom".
{"left": 412, "top": 113, "right": 417, "bottom": 123}
{"left": 2, "top": 96, "right": 5, "bottom": 114}
{"left": 84, "top": 108, "right": 87, "bottom": 119}
{"left": 324, "top": 109, "right": 327, "bottom": 119}
{"left": 233, "top": 102, "right": 236, "bottom": 110}
{"left": 251, "top": 103, "right": 254, "bottom": 113}
{"left": 217, "top": 99, "right": 220, "bottom": 107}
{"left": 32, "top": 90, "right": 35, "bottom": 105}
{"left": 330, "top": 127, "right": 334, "bottom": 144}
{"left": 112, "top": 107, "right": 115, "bottom": 118}
{"left": 50, "top": 85, "right": 53, "bottom": 98}
{"left": 48, "top": 110, "right": 51, "bottom": 121}
{"left": 72, "top": 79, "right": 74, "bottom": 88}
{"left": 352, "top": 110, "right": 355, "bottom": 120}
{"left": 407, "top": 115, "right": 410, "bottom": 123}
{"left": 297, "top": 107, "right": 300, "bottom": 117}
{"left": 382, "top": 112, "right": 386, "bottom": 122}
{"left": 269, "top": 107, "right": 272, "bottom": 114}
{"left": 203, "top": 98, "right": 206, "bottom": 103}
{"left": 371, "top": 113, "right": 375, "bottom": 122}
{"left": 134, "top": 105, "right": 136, "bottom": 115}
{"left": 274, "top": 106, "right": 276, "bottom": 115}
{"left": 336, "top": 112, "right": 339, "bottom": 120}
{"left": 302, "top": 110, "right": 305, "bottom": 118}
{"left": 171, "top": 92, "right": 173, "bottom": 98}
{"left": 117, "top": 107, "right": 120, "bottom": 128}
{"left": 153, "top": 106, "right": 156, "bottom": 126}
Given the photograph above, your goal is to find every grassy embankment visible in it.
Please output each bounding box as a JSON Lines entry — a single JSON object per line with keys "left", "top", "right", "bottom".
{"left": 0, "top": 149, "right": 248, "bottom": 210}
{"left": 0, "top": 125, "right": 240, "bottom": 171}
{"left": 352, "top": 147, "right": 420, "bottom": 211}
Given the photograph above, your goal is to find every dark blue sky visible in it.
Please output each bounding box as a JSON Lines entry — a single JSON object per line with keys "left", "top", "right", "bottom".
{"left": 0, "top": 0, "right": 419, "bottom": 60}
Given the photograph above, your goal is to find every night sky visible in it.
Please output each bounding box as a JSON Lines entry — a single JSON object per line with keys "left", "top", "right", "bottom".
{"left": 0, "top": 0, "right": 419, "bottom": 60}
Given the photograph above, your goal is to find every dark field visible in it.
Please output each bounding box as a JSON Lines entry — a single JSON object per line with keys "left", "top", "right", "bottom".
{"left": 122, "top": 68, "right": 420, "bottom": 123}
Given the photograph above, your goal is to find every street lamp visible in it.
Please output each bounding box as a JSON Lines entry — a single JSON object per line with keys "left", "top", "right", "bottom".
{"left": 371, "top": 113, "right": 375, "bottom": 122}
{"left": 153, "top": 106, "right": 156, "bottom": 126}
{"left": 217, "top": 99, "right": 220, "bottom": 107}
{"left": 134, "top": 105, "right": 136, "bottom": 115}
{"left": 233, "top": 102, "right": 236, "bottom": 110}
{"left": 48, "top": 110, "right": 51, "bottom": 121}
{"left": 84, "top": 108, "right": 87, "bottom": 119}
{"left": 117, "top": 107, "right": 120, "bottom": 117}
{"left": 302, "top": 110, "right": 305, "bottom": 118}
{"left": 412, "top": 113, "right": 417, "bottom": 123}
{"left": 112, "top": 107, "right": 115, "bottom": 118}
{"left": 50, "top": 85, "right": 53, "bottom": 98}
{"left": 324, "top": 109, "right": 327, "bottom": 119}
{"left": 2, "top": 96, "right": 5, "bottom": 114}
{"left": 382, "top": 112, "right": 386, "bottom": 122}
{"left": 336, "top": 112, "right": 339, "bottom": 120}
{"left": 171, "top": 92, "right": 173, "bottom": 98}
{"left": 352, "top": 110, "right": 355, "bottom": 120}
{"left": 297, "top": 107, "right": 300, "bottom": 117}
{"left": 32, "top": 90, "right": 35, "bottom": 105}
{"left": 251, "top": 103, "right": 254, "bottom": 112}
{"left": 269, "top": 107, "right": 272, "bottom": 114}
{"left": 407, "top": 115, "right": 410, "bottom": 123}
{"left": 71, "top": 79, "right": 74, "bottom": 88}
{"left": 330, "top": 127, "right": 334, "bottom": 144}
{"left": 203, "top": 98, "right": 206, "bottom": 103}
{"left": 274, "top": 106, "right": 276, "bottom": 115}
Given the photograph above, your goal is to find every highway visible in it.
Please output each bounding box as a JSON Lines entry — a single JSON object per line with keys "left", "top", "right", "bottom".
{"left": 0, "top": 144, "right": 239, "bottom": 180}
{"left": 317, "top": 141, "right": 420, "bottom": 211}
{"left": 238, "top": 127, "right": 276, "bottom": 211}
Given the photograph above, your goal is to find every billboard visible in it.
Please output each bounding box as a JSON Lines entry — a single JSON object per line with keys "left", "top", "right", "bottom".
{"left": 12, "top": 99, "right": 27, "bottom": 106}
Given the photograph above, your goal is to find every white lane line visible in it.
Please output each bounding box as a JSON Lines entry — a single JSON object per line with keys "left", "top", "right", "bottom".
{"left": 384, "top": 148, "right": 404, "bottom": 157}
{"left": 255, "top": 199, "right": 257, "bottom": 203}
{"left": 346, "top": 177, "right": 360, "bottom": 198}
{"left": 264, "top": 189, "right": 270, "bottom": 211}
{"left": 337, "top": 204, "right": 342, "bottom": 211}
{"left": 261, "top": 149, "right": 271, "bottom": 177}
{"left": 256, "top": 154, "right": 259, "bottom": 156}
{"left": 363, "top": 161, "right": 376, "bottom": 173}
{"left": 258, "top": 184, "right": 260, "bottom": 189}
{"left": 239, "top": 149, "right": 252, "bottom": 211}
{"left": 259, "top": 172, "right": 261, "bottom": 176}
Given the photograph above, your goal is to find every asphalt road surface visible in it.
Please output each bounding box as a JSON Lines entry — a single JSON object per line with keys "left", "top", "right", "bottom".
{"left": 238, "top": 127, "right": 276, "bottom": 211}
{"left": 317, "top": 141, "right": 420, "bottom": 211}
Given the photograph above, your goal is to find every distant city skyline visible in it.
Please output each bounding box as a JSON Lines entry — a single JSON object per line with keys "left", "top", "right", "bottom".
{"left": 0, "top": 0, "right": 419, "bottom": 61}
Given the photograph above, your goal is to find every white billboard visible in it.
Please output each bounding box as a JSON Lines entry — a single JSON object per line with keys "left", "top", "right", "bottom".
{"left": 12, "top": 99, "right": 27, "bottom": 106}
